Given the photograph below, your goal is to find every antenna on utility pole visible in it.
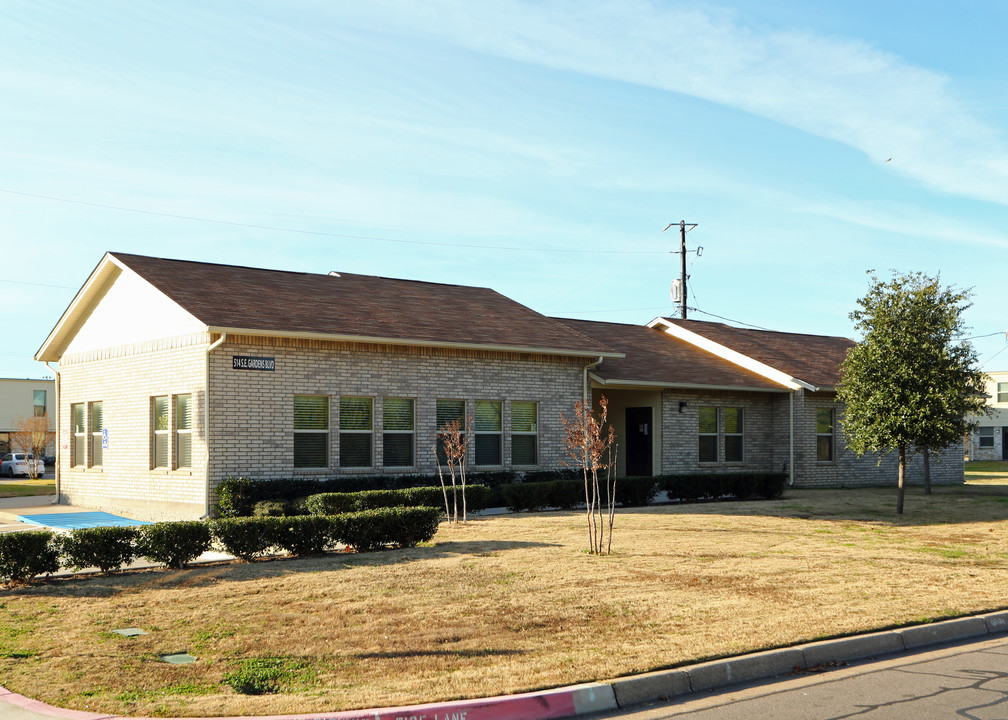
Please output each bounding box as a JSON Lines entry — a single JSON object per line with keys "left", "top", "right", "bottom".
{"left": 662, "top": 220, "right": 700, "bottom": 319}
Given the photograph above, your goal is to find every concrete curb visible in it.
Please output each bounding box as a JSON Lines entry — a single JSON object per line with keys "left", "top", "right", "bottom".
{"left": 3, "top": 611, "right": 1008, "bottom": 720}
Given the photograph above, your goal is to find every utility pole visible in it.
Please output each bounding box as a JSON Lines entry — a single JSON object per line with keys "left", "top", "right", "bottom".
{"left": 679, "top": 221, "right": 688, "bottom": 319}
{"left": 663, "top": 221, "right": 699, "bottom": 319}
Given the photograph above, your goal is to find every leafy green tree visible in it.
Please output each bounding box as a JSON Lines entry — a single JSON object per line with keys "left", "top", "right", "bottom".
{"left": 838, "top": 272, "right": 987, "bottom": 514}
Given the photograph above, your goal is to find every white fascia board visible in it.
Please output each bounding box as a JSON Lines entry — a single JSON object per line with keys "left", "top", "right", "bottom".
{"left": 647, "top": 317, "right": 816, "bottom": 391}
{"left": 35, "top": 253, "right": 120, "bottom": 361}
{"left": 36, "top": 253, "right": 209, "bottom": 361}
{"left": 588, "top": 373, "right": 789, "bottom": 394}
{"left": 208, "top": 327, "right": 624, "bottom": 360}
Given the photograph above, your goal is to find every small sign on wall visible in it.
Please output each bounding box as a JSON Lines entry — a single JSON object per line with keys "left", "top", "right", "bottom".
{"left": 102, "top": 428, "right": 109, "bottom": 449}
{"left": 232, "top": 356, "right": 276, "bottom": 371}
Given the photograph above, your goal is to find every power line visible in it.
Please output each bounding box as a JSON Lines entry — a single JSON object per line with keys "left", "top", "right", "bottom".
{"left": 0, "top": 188, "right": 667, "bottom": 256}
{"left": 0, "top": 278, "right": 77, "bottom": 290}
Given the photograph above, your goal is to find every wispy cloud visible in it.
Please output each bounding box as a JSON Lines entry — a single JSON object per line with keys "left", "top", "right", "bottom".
{"left": 344, "top": 0, "right": 1008, "bottom": 206}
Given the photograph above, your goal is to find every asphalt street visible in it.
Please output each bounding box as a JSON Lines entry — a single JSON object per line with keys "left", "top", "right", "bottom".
{"left": 595, "top": 635, "right": 1008, "bottom": 720}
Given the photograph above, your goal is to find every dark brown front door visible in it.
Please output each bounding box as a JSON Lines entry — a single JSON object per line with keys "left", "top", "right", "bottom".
{"left": 1003, "top": 428, "right": 1008, "bottom": 461}
{"left": 625, "top": 407, "right": 653, "bottom": 477}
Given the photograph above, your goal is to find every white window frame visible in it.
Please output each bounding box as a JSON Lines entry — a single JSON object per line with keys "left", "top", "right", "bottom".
{"left": 698, "top": 406, "right": 718, "bottom": 463}
{"left": 724, "top": 407, "right": 744, "bottom": 463}
{"left": 152, "top": 396, "right": 170, "bottom": 469}
{"left": 816, "top": 408, "right": 834, "bottom": 462}
{"left": 510, "top": 401, "right": 539, "bottom": 466}
{"left": 474, "top": 400, "right": 502, "bottom": 467}
{"left": 294, "top": 395, "right": 330, "bottom": 469}
{"left": 89, "top": 401, "right": 103, "bottom": 468}
{"left": 71, "top": 403, "right": 85, "bottom": 468}
{"left": 979, "top": 427, "right": 995, "bottom": 448}
{"left": 175, "top": 394, "right": 193, "bottom": 469}
{"left": 382, "top": 397, "right": 415, "bottom": 468}
{"left": 339, "top": 396, "right": 373, "bottom": 468}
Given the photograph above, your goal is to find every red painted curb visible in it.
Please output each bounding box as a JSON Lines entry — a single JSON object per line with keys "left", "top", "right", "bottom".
{"left": 0, "top": 684, "right": 585, "bottom": 720}
{"left": 0, "top": 687, "right": 115, "bottom": 719}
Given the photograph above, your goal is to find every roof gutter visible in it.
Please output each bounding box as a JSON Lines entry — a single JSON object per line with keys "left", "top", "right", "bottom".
{"left": 587, "top": 374, "right": 790, "bottom": 394}
{"left": 204, "top": 332, "right": 227, "bottom": 518}
{"left": 584, "top": 356, "right": 604, "bottom": 405}
{"left": 205, "top": 326, "right": 623, "bottom": 361}
{"left": 647, "top": 318, "right": 816, "bottom": 392}
{"left": 45, "top": 361, "right": 60, "bottom": 502}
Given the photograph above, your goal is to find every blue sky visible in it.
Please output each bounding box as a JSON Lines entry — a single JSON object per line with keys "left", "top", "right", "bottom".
{"left": 3, "top": 1, "right": 1007, "bottom": 380}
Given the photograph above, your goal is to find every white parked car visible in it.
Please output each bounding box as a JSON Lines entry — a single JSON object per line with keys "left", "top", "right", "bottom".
{"left": 1, "top": 453, "right": 45, "bottom": 478}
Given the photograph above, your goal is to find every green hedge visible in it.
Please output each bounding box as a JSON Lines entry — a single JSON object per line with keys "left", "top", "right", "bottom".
{"left": 211, "top": 517, "right": 276, "bottom": 561}
{"left": 61, "top": 526, "right": 139, "bottom": 574}
{"left": 0, "top": 531, "right": 60, "bottom": 583}
{"left": 266, "top": 515, "right": 334, "bottom": 556}
{"left": 660, "top": 472, "right": 787, "bottom": 502}
{"left": 334, "top": 507, "right": 441, "bottom": 552}
{"left": 303, "top": 485, "right": 490, "bottom": 516}
{"left": 216, "top": 474, "right": 511, "bottom": 517}
{"left": 138, "top": 521, "right": 212, "bottom": 569}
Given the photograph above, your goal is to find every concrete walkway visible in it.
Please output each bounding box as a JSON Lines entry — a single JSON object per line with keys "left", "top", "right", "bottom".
{"left": 2, "top": 610, "right": 1007, "bottom": 720}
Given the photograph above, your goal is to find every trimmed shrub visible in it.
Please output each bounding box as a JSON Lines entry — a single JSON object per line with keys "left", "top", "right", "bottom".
{"left": 138, "top": 521, "right": 212, "bottom": 569}
{"left": 305, "top": 485, "right": 489, "bottom": 516}
{"left": 660, "top": 472, "right": 787, "bottom": 503}
{"left": 215, "top": 475, "right": 509, "bottom": 517}
{"left": 336, "top": 507, "right": 441, "bottom": 552}
{"left": 211, "top": 517, "right": 276, "bottom": 561}
{"left": 61, "top": 526, "right": 138, "bottom": 574}
{"left": 611, "top": 477, "right": 659, "bottom": 507}
{"left": 0, "top": 531, "right": 60, "bottom": 584}
{"left": 501, "top": 481, "right": 554, "bottom": 512}
{"left": 266, "top": 515, "right": 335, "bottom": 557}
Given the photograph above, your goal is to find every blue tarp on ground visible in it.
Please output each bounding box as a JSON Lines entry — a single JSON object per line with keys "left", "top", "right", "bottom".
{"left": 17, "top": 512, "right": 150, "bottom": 530}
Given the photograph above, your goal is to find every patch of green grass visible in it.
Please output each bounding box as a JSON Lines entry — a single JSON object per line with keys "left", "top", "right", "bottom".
{"left": 222, "top": 657, "right": 318, "bottom": 695}
{"left": 0, "top": 478, "right": 55, "bottom": 498}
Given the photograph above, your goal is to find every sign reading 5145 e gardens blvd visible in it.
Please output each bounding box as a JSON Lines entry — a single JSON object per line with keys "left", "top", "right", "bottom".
{"left": 232, "top": 356, "right": 275, "bottom": 371}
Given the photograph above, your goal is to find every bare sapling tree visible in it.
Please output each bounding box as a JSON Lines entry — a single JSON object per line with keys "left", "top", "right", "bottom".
{"left": 561, "top": 396, "right": 618, "bottom": 555}
{"left": 435, "top": 416, "right": 473, "bottom": 523}
{"left": 11, "top": 415, "right": 54, "bottom": 480}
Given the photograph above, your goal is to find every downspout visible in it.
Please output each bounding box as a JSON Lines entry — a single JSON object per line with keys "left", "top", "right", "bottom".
{"left": 45, "top": 361, "right": 60, "bottom": 503}
{"left": 788, "top": 390, "right": 795, "bottom": 486}
{"left": 583, "top": 355, "right": 604, "bottom": 405}
{"left": 204, "top": 332, "right": 227, "bottom": 518}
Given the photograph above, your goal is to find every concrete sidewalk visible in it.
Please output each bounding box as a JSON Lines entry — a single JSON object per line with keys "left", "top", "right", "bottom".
{"left": 2, "top": 610, "right": 1008, "bottom": 720}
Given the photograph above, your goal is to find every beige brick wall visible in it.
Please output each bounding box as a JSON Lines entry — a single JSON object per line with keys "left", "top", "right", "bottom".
{"left": 651, "top": 387, "right": 963, "bottom": 486}
{"left": 207, "top": 336, "right": 587, "bottom": 501}
{"left": 57, "top": 333, "right": 210, "bottom": 520}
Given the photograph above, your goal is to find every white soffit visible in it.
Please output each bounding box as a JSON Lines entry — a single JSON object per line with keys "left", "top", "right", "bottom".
{"left": 646, "top": 317, "right": 814, "bottom": 392}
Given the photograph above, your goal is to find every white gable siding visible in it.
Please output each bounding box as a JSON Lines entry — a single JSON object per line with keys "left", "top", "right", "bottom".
{"left": 65, "top": 269, "right": 204, "bottom": 355}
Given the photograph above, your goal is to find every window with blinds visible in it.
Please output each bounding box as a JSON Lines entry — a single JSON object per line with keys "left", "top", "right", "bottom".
{"left": 474, "top": 400, "right": 502, "bottom": 466}
{"left": 382, "top": 398, "right": 414, "bottom": 467}
{"left": 294, "top": 395, "right": 329, "bottom": 468}
{"left": 816, "top": 408, "right": 834, "bottom": 462}
{"left": 339, "top": 396, "right": 373, "bottom": 468}
{"left": 71, "top": 403, "right": 85, "bottom": 467}
{"left": 175, "top": 394, "right": 192, "bottom": 468}
{"left": 152, "top": 396, "right": 170, "bottom": 469}
{"left": 89, "top": 401, "right": 103, "bottom": 467}
{"left": 436, "top": 399, "right": 466, "bottom": 466}
{"left": 510, "top": 401, "right": 538, "bottom": 465}
{"left": 698, "top": 407, "right": 717, "bottom": 463}
{"left": 724, "top": 407, "right": 744, "bottom": 463}
{"left": 33, "top": 390, "right": 46, "bottom": 418}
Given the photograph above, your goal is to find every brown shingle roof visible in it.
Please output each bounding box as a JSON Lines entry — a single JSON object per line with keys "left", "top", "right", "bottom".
{"left": 555, "top": 318, "right": 787, "bottom": 390}
{"left": 659, "top": 318, "right": 855, "bottom": 389}
{"left": 110, "top": 253, "right": 615, "bottom": 356}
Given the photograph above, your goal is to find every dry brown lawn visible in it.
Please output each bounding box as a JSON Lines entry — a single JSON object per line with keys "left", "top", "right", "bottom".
{"left": 3, "top": 483, "right": 1008, "bottom": 717}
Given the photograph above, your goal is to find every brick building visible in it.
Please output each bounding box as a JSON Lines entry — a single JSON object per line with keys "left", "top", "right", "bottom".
{"left": 965, "top": 370, "right": 1008, "bottom": 461}
{"left": 35, "top": 252, "right": 961, "bottom": 520}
